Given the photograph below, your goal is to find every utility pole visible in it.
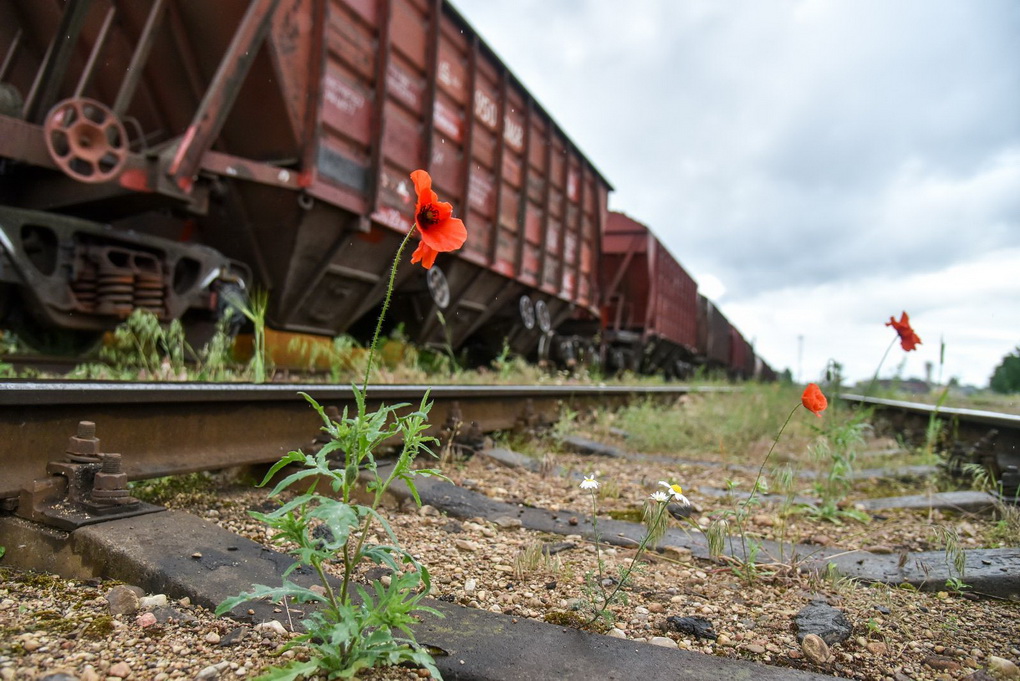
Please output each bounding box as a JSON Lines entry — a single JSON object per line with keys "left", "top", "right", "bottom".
{"left": 797, "top": 335, "right": 804, "bottom": 383}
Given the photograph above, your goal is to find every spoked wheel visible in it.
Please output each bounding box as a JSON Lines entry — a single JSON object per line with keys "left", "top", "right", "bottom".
{"left": 44, "top": 98, "right": 129, "bottom": 183}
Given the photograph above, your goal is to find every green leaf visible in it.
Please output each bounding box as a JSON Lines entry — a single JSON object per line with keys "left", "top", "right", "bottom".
{"left": 306, "top": 500, "right": 359, "bottom": 551}
{"left": 215, "top": 581, "right": 327, "bottom": 616}
{"left": 258, "top": 450, "right": 306, "bottom": 488}
{"left": 251, "top": 659, "right": 320, "bottom": 681}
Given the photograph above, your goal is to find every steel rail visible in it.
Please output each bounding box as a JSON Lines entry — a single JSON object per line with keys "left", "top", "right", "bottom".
{"left": 841, "top": 393, "right": 1020, "bottom": 496}
{"left": 0, "top": 381, "right": 709, "bottom": 502}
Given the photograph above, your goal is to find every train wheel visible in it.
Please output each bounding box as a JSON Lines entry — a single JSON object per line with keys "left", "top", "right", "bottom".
{"left": 518, "top": 296, "right": 536, "bottom": 330}
{"left": 426, "top": 266, "right": 451, "bottom": 309}
{"left": 534, "top": 299, "right": 552, "bottom": 334}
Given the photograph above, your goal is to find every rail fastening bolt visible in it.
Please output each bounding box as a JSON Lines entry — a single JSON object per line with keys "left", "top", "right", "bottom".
{"left": 91, "top": 452, "right": 131, "bottom": 502}
{"left": 67, "top": 420, "right": 102, "bottom": 462}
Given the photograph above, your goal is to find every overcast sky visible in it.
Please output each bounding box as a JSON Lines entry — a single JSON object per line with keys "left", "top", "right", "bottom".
{"left": 452, "top": 0, "right": 1019, "bottom": 389}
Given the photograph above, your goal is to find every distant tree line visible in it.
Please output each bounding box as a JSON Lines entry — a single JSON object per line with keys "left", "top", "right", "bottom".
{"left": 990, "top": 346, "right": 1020, "bottom": 393}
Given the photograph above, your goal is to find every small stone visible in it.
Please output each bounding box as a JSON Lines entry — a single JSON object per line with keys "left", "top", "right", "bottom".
{"left": 418, "top": 504, "right": 439, "bottom": 516}
{"left": 661, "top": 545, "right": 692, "bottom": 560}
{"left": 39, "top": 673, "right": 79, "bottom": 681}
{"left": 988, "top": 656, "right": 1020, "bottom": 680}
{"left": 795, "top": 602, "right": 853, "bottom": 645}
{"left": 455, "top": 539, "right": 480, "bottom": 552}
{"left": 205, "top": 631, "right": 221, "bottom": 644}
{"left": 647, "top": 603, "right": 664, "bottom": 614}
{"left": 21, "top": 637, "right": 41, "bottom": 652}
{"left": 153, "top": 606, "right": 197, "bottom": 624}
{"left": 139, "top": 594, "right": 168, "bottom": 609}
{"left": 106, "top": 585, "right": 140, "bottom": 615}
{"left": 80, "top": 668, "right": 100, "bottom": 681}
{"left": 650, "top": 636, "right": 678, "bottom": 648}
{"left": 745, "top": 644, "right": 766, "bottom": 654}
{"left": 801, "top": 634, "right": 830, "bottom": 664}
{"left": 220, "top": 627, "right": 249, "bottom": 647}
{"left": 568, "top": 516, "right": 579, "bottom": 526}
{"left": 254, "top": 621, "right": 288, "bottom": 637}
{"left": 464, "top": 579, "right": 477, "bottom": 592}
{"left": 665, "top": 615, "right": 716, "bottom": 640}
{"left": 752, "top": 513, "right": 774, "bottom": 527}
{"left": 136, "top": 612, "right": 158, "bottom": 627}
{"left": 494, "top": 516, "right": 522, "bottom": 528}
{"left": 196, "top": 661, "right": 231, "bottom": 680}
{"left": 866, "top": 641, "right": 888, "bottom": 655}
{"left": 810, "top": 534, "right": 832, "bottom": 546}
{"left": 924, "top": 656, "right": 962, "bottom": 672}
{"left": 109, "top": 662, "right": 132, "bottom": 678}
{"left": 716, "top": 634, "right": 733, "bottom": 646}
{"left": 608, "top": 628, "right": 627, "bottom": 639}
{"left": 192, "top": 552, "right": 203, "bottom": 559}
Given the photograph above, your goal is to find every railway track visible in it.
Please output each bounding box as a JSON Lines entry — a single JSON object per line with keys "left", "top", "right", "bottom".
{"left": 2, "top": 381, "right": 1018, "bottom": 523}
{"left": 0, "top": 381, "right": 708, "bottom": 510}
{"left": 843, "top": 393, "right": 1020, "bottom": 498}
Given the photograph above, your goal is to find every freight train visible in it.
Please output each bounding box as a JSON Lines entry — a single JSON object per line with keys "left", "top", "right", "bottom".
{"left": 0, "top": 0, "right": 772, "bottom": 380}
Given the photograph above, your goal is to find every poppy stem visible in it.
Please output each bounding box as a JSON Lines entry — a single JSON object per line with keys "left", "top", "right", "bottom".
{"left": 743, "top": 402, "right": 801, "bottom": 512}
{"left": 865, "top": 336, "right": 897, "bottom": 397}
{"left": 362, "top": 229, "right": 416, "bottom": 394}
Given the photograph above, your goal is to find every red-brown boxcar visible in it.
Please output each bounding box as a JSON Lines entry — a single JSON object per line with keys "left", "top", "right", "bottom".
{"left": 0, "top": 0, "right": 611, "bottom": 359}
{"left": 599, "top": 211, "right": 698, "bottom": 376}
{"left": 696, "top": 293, "right": 730, "bottom": 373}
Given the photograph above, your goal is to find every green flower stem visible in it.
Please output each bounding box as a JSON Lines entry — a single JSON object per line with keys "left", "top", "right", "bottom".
{"left": 587, "top": 500, "right": 670, "bottom": 626}
{"left": 865, "top": 336, "right": 897, "bottom": 397}
{"left": 743, "top": 402, "right": 800, "bottom": 512}
{"left": 735, "top": 400, "right": 800, "bottom": 568}
{"left": 588, "top": 489, "right": 606, "bottom": 596}
{"left": 362, "top": 229, "right": 417, "bottom": 393}
{"left": 312, "top": 556, "right": 341, "bottom": 616}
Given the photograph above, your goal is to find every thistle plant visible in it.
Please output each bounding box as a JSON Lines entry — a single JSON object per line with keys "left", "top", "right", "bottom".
{"left": 579, "top": 475, "right": 691, "bottom": 627}
{"left": 217, "top": 170, "right": 465, "bottom": 680}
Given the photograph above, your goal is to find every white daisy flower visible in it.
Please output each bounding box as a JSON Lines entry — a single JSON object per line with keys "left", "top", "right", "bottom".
{"left": 649, "top": 491, "right": 669, "bottom": 503}
{"left": 658, "top": 481, "right": 690, "bottom": 504}
{"left": 580, "top": 475, "right": 599, "bottom": 491}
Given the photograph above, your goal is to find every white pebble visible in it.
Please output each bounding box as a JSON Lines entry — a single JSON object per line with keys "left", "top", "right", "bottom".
{"left": 139, "top": 594, "right": 168, "bottom": 609}
{"left": 650, "top": 636, "right": 678, "bottom": 648}
{"left": 255, "top": 620, "right": 288, "bottom": 637}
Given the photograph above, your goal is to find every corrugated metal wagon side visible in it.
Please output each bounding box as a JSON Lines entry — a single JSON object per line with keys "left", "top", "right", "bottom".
{"left": 0, "top": 0, "right": 611, "bottom": 361}
{"left": 600, "top": 211, "right": 698, "bottom": 377}
{"left": 316, "top": 0, "right": 612, "bottom": 362}
{"left": 696, "top": 294, "right": 733, "bottom": 375}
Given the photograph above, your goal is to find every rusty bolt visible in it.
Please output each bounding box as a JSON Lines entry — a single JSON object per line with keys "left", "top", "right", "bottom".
{"left": 66, "top": 421, "right": 102, "bottom": 462}
{"left": 90, "top": 452, "right": 131, "bottom": 502}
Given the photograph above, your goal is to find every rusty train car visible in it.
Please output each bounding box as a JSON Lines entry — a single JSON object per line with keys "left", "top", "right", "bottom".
{"left": 0, "top": 0, "right": 770, "bottom": 379}
{"left": 596, "top": 211, "right": 766, "bottom": 379}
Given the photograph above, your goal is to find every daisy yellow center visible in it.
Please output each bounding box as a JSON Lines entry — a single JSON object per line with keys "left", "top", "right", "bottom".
{"left": 670, "top": 484, "right": 683, "bottom": 495}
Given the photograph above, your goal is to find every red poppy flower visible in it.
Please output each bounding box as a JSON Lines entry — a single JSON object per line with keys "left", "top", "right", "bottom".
{"left": 801, "top": 383, "right": 827, "bottom": 417}
{"left": 409, "top": 169, "right": 466, "bottom": 269}
{"left": 886, "top": 311, "right": 921, "bottom": 352}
